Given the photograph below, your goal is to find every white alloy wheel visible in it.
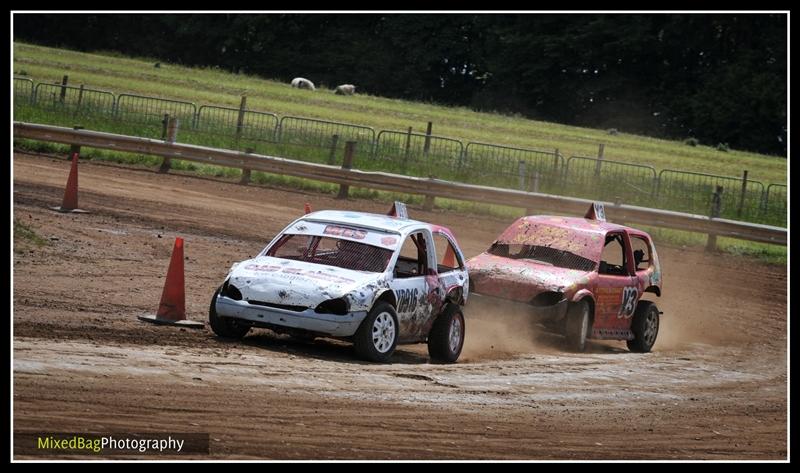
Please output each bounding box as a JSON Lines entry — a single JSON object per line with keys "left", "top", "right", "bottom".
{"left": 372, "top": 311, "right": 396, "bottom": 353}
{"left": 449, "top": 315, "right": 463, "bottom": 353}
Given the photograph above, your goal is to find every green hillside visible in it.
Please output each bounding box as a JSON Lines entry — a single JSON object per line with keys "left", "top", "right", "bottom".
{"left": 13, "top": 42, "right": 786, "bottom": 186}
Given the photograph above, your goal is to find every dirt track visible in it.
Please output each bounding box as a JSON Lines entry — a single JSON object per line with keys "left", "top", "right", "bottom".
{"left": 12, "top": 153, "right": 788, "bottom": 460}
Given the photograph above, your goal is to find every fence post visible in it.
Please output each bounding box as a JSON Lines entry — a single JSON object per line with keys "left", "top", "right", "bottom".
{"left": 167, "top": 117, "right": 179, "bottom": 142}
{"left": 517, "top": 160, "right": 527, "bottom": 191}
{"left": 328, "top": 134, "right": 340, "bottom": 165}
{"left": 159, "top": 117, "right": 179, "bottom": 173}
{"left": 59, "top": 75, "right": 68, "bottom": 103}
{"left": 737, "top": 170, "right": 748, "bottom": 218}
{"left": 75, "top": 84, "right": 84, "bottom": 116}
{"left": 68, "top": 125, "right": 84, "bottom": 160}
{"left": 423, "top": 194, "right": 436, "bottom": 212}
{"left": 403, "top": 126, "right": 413, "bottom": 170}
{"left": 525, "top": 171, "right": 540, "bottom": 215}
{"left": 240, "top": 148, "right": 254, "bottom": 185}
{"left": 423, "top": 121, "right": 433, "bottom": 155}
{"left": 161, "top": 113, "right": 170, "bottom": 140}
{"left": 705, "top": 185, "right": 724, "bottom": 252}
{"left": 553, "top": 148, "right": 560, "bottom": 176}
{"left": 554, "top": 148, "right": 562, "bottom": 182}
{"left": 236, "top": 95, "right": 247, "bottom": 142}
{"left": 336, "top": 141, "right": 356, "bottom": 199}
{"left": 594, "top": 143, "right": 605, "bottom": 177}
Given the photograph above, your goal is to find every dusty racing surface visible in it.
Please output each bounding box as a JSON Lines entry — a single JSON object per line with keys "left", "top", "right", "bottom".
{"left": 12, "top": 153, "right": 787, "bottom": 460}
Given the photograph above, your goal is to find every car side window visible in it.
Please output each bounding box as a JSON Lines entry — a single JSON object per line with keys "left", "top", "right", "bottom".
{"left": 395, "top": 232, "right": 429, "bottom": 278}
{"left": 599, "top": 233, "right": 627, "bottom": 276}
{"left": 433, "top": 233, "right": 463, "bottom": 273}
{"left": 630, "top": 236, "right": 652, "bottom": 272}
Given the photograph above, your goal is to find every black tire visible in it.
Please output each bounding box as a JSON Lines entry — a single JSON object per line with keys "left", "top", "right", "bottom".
{"left": 353, "top": 302, "right": 398, "bottom": 362}
{"left": 627, "top": 301, "right": 659, "bottom": 353}
{"left": 209, "top": 287, "right": 251, "bottom": 339}
{"left": 427, "top": 303, "right": 465, "bottom": 363}
{"left": 565, "top": 299, "right": 591, "bottom": 352}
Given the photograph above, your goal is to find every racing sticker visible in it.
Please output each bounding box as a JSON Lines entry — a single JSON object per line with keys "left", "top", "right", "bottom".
{"left": 323, "top": 225, "right": 367, "bottom": 239}
{"left": 618, "top": 286, "right": 638, "bottom": 318}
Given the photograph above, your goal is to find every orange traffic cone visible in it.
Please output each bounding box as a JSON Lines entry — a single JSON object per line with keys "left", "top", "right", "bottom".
{"left": 50, "top": 152, "right": 88, "bottom": 213}
{"left": 138, "top": 237, "right": 204, "bottom": 328}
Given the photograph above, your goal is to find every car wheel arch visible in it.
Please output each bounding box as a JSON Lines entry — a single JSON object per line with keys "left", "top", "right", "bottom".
{"left": 644, "top": 285, "right": 661, "bottom": 297}
{"left": 372, "top": 288, "right": 397, "bottom": 310}
{"left": 445, "top": 286, "right": 464, "bottom": 305}
{"left": 570, "top": 290, "right": 596, "bottom": 326}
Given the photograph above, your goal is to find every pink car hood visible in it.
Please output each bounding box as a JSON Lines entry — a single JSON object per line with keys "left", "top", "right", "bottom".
{"left": 467, "top": 253, "right": 592, "bottom": 303}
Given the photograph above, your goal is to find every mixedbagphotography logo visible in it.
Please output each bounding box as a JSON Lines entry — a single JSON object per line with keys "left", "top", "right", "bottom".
{"left": 15, "top": 432, "right": 210, "bottom": 456}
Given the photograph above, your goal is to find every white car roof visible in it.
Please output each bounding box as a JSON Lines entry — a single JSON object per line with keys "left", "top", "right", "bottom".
{"left": 300, "top": 210, "right": 429, "bottom": 235}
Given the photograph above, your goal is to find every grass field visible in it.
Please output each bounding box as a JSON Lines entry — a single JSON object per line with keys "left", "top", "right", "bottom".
{"left": 13, "top": 42, "right": 787, "bottom": 185}
{"left": 12, "top": 42, "right": 787, "bottom": 264}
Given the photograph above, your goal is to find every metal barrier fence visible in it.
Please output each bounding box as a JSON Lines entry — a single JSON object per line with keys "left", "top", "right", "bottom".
{"left": 196, "top": 105, "right": 279, "bottom": 142}
{"left": 115, "top": 94, "right": 197, "bottom": 128}
{"left": 16, "top": 121, "right": 786, "bottom": 247}
{"left": 463, "top": 142, "right": 563, "bottom": 192}
{"left": 565, "top": 156, "right": 658, "bottom": 207}
{"left": 278, "top": 116, "right": 376, "bottom": 165}
{"left": 33, "top": 83, "right": 116, "bottom": 117}
{"left": 763, "top": 184, "right": 787, "bottom": 226}
{"left": 14, "top": 78, "right": 34, "bottom": 104}
{"left": 374, "top": 130, "right": 464, "bottom": 178}
{"left": 656, "top": 169, "right": 766, "bottom": 222}
{"left": 11, "top": 77, "right": 787, "bottom": 227}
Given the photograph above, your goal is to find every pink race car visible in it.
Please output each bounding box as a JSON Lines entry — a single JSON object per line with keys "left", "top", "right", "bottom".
{"left": 467, "top": 203, "right": 662, "bottom": 352}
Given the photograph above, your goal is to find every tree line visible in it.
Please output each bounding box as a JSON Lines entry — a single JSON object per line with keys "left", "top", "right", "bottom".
{"left": 14, "top": 13, "right": 787, "bottom": 155}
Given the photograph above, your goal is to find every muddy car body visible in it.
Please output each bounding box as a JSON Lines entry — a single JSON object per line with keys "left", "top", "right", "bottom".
{"left": 210, "top": 204, "right": 470, "bottom": 362}
{"left": 467, "top": 203, "right": 663, "bottom": 352}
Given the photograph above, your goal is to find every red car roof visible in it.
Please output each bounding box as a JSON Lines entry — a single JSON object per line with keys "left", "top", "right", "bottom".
{"left": 523, "top": 215, "right": 634, "bottom": 235}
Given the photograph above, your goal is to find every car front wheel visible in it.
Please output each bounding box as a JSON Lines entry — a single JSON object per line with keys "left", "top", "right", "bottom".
{"left": 565, "top": 299, "right": 591, "bottom": 352}
{"left": 354, "top": 302, "right": 398, "bottom": 363}
{"left": 209, "top": 287, "right": 251, "bottom": 339}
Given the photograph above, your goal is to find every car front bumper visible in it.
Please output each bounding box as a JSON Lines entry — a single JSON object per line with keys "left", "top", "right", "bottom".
{"left": 215, "top": 296, "right": 368, "bottom": 337}
{"left": 467, "top": 293, "right": 569, "bottom": 321}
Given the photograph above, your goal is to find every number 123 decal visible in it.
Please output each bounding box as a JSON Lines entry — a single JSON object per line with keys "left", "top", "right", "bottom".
{"left": 619, "top": 286, "right": 638, "bottom": 318}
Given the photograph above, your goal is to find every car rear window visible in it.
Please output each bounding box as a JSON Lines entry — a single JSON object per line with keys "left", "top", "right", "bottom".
{"left": 267, "top": 234, "right": 393, "bottom": 273}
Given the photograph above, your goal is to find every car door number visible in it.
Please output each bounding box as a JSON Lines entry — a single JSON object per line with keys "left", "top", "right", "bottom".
{"left": 619, "top": 286, "right": 638, "bottom": 319}
{"left": 397, "top": 288, "right": 420, "bottom": 313}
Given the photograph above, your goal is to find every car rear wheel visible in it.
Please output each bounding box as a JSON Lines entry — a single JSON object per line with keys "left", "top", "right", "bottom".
{"left": 565, "top": 299, "right": 591, "bottom": 352}
{"left": 209, "top": 287, "right": 251, "bottom": 339}
{"left": 427, "top": 303, "right": 465, "bottom": 363}
{"left": 627, "top": 301, "right": 659, "bottom": 353}
{"left": 354, "top": 302, "right": 398, "bottom": 363}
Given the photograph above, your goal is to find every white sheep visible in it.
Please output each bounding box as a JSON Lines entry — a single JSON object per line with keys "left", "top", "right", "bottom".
{"left": 291, "top": 77, "right": 316, "bottom": 91}
{"left": 334, "top": 84, "right": 356, "bottom": 96}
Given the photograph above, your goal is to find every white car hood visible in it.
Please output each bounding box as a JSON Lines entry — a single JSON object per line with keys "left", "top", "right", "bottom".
{"left": 226, "top": 256, "right": 384, "bottom": 309}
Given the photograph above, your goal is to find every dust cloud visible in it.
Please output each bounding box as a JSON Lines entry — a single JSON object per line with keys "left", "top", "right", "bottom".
{"left": 461, "top": 297, "right": 559, "bottom": 361}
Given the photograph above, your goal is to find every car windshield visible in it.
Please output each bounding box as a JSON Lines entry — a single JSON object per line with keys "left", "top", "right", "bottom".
{"left": 267, "top": 234, "right": 393, "bottom": 273}
{"left": 488, "top": 243, "right": 597, "bottom": 271}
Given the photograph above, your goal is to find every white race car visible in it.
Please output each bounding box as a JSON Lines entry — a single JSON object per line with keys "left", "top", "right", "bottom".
{"left": 209, "top": 203, "right": 469, "bottom": 363}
